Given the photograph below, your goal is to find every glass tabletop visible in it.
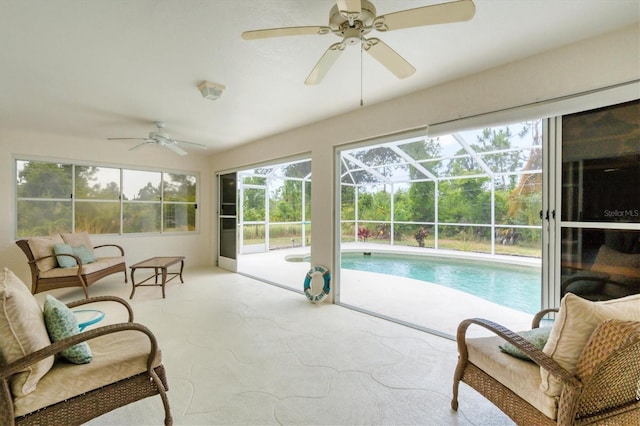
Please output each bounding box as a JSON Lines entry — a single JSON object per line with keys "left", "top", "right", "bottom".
{"left": 73, "top": 309, "right": 105, "bottom": 331}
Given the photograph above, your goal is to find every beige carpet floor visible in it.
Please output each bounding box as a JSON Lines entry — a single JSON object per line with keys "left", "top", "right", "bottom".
{"left": 42, "top": 267, "right": 514, "bottom": 425}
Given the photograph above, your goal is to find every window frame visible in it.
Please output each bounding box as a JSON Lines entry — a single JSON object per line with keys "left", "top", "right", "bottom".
{"left": 15, "top": 157, "right": 199, "bottom": 238}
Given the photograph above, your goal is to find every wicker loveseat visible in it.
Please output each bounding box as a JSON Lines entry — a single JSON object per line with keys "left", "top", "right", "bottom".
{"left": 16, "top": 231, "right": 127, "bottom": 298}
{"left": 452, "top": 293, "right": 640, "bottom": 425}
{"left": 0, "top": 268, "right": 171, "bottom": 425}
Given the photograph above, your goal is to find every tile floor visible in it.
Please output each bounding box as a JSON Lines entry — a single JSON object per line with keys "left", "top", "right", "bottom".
{"left": 238, "top": 244, "right": 538, "bottom": 338}
{"left": 44, "top": 266, "right": 514, "bottom": 425}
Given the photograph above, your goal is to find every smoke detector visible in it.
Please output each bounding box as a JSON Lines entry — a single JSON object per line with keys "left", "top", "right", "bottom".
{"left": 198, "top": 81, "right": 225, "bottom": 100}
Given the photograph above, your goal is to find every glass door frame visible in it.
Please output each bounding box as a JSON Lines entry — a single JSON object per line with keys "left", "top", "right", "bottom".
{"left": 217, "top": 172, "right": 237, "bottom": 272}
{"left": 332, "top": 82, "right": 638, "bottom": 333}
{"left": 545, "top": 87, "right": 640, "bottom": 309}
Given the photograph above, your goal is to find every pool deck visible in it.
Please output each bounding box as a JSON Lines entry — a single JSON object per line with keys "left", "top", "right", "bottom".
{"left": 238, "top": 243, "right": 542, "bottom": 339}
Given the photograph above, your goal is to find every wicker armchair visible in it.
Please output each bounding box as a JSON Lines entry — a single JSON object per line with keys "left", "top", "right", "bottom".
{"left": 452, "top": 308, "right": 640, "bottom": 425}
{"left": 0, "top": 294, "right": 172, "bottom": 426}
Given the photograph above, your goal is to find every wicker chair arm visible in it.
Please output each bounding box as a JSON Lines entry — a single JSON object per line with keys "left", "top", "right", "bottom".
{"left": 457, "top": 318, "right": 581, "bottom": 389}
{"left": 532, "top": 308, "right": 559, "bottom": 328}
{"left": 66, "top": 295, "right": 134, "bottom": 322}
{"left": 93, "top": 244, "right": 125, "bottom": 256}
{"left": 0, "top": 322, "right": 159, "bottom": 380}
{"left": 29, "top": 253, "right": 87, "bottom": 278}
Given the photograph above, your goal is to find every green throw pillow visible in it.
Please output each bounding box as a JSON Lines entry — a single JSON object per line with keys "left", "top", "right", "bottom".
{"left": 53, "top": 243, "right": 78, "bottom": 268}
{"left": 72, "top": 245, "right": 97, "bottom": 264}
{"left": 499, "top": 327, "right": 552, "bottom": 362}
{"left": 43, "top": 295, "right": 93, "bottom": 364}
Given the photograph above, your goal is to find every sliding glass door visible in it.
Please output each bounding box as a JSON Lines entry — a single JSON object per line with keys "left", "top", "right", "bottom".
{"left": 218, "top": 172, "right": 237, "bottom": 271}
{"left": 557, "top": 100, "right": 640, "bottom": 303}
{"left": 335, "top": 92, "right": 638, "bottom": 338}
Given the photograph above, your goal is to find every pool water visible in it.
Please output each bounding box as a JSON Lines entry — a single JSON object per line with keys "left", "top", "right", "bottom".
{"left": 341, "top": 253, "right": 541, "bottom": 314}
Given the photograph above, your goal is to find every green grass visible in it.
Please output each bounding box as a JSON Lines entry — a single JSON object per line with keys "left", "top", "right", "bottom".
{"left": 245, "top": 233, "right": 541, "bottom": 258}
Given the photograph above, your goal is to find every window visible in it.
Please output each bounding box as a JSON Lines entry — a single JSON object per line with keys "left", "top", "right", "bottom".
{"left": 163, "top": 173, "right": 197, "bottom": 232}
{"left": 75, "top": 166, "right": 121, "bottom": 234}
{"left": 16, "top": 161, "right": 72, "bottom": 237}
{"left": 16, "top": 159, "right": 198, "bottom": 237}
{"left": 122, "top": 169, "right": 161, "bottom": 233}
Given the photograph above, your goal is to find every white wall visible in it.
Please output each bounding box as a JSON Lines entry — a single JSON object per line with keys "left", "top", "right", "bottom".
{"left": 209, "top": 24, "right": 640, "bottom": 299}
{"left": 0, "top": 129, "right": 212, "bottom": 284}
{"left": 1, "top": 25, "right": 637, "bottom": 289}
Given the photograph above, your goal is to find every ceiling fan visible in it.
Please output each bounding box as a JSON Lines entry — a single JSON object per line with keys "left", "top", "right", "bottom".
{"left": 242, "top": 0, "right": 475, "bottom": 85}
{"left": 107, "top": 122, "right": 206, "bottom": 156}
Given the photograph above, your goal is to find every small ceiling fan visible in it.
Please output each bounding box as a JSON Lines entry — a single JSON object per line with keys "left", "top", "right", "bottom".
{"left": 107, "top": 122, "right": 206, "bottom": 156}
{"left": 242, "top": 0, "right": 475, "bottom": 85}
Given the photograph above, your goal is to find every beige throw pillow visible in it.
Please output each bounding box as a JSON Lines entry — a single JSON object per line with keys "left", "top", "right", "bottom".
{"left": 540, "top": 293, "right": 640, "bottom": 396}
{"left": 0, "top": 268, "right": 54, "bottom": 396}
{"left": 27, "top": 234, "right": 65, "bottom": 272}
{"left": 60, "top": 231, "right": 95, "bottom": 255}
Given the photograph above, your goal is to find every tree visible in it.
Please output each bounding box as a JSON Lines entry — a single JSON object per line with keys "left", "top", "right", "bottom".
{"left": 508, "top": 120, "right": 543, "bottom": 223}
{"left": 17, "top": 161, "right": 72, "bottom": 198}
{"left": 270, "top": 179, "right": 302, "bottom": 222}
{"left": 445, "top": 127, "right": 523, "bottom": 190}
{"left": 164, "top": 173, "right": 196, "bottom": 202}
{"left": 243, "top": 188, "right": 265, "bottom": 222}
{"left": 404, "top": 138, "right": 440, "bottom": 222}
{"left": 17, "top": 161, "right": 73, "bottom": 236}
{"left": 341, "top": 185, "right": 356, "bottom": 220}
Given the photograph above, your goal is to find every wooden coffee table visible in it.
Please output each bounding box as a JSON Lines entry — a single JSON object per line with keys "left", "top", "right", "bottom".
{"left": 129, "top": 256, "right": 185, "bottom": 299}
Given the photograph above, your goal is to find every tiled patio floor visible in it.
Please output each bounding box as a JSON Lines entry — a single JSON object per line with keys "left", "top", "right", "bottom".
{"left": 238, "top": 243, "right": 541, "bottom": 339}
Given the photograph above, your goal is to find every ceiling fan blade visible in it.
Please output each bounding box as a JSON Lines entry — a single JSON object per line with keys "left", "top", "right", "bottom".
{"left": 242, "top": 26, "right": 331, "bottom": 40}
{"left": 172, "top": 139, "right": 207, "bottom": 149}
{"left": 363, "top": 38, "right": 415, "bottom": 79}
{"left": 129, "top": 141, "right": 154, "bottom": 151}
{"left": 374, "top": 0, "right": 475, "bottom": 32}
{"left": 305, "top": 42, "right": 346, "bottom": 85}
{"left": 107, "top": 137, "right": 150, "bottom": 141}
{"left": 165, "top": 143, "right": 188, "bottom": 156}
{"left": 336, "top": 0, "right": 362, "bottom": 20}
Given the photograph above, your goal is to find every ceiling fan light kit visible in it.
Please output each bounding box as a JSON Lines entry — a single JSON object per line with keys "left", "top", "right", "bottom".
{"left": 241, "top": 0, "right": 475, "bottom": 85}
{"left": 198, "top": 81, "right": 226, "bottom": 100}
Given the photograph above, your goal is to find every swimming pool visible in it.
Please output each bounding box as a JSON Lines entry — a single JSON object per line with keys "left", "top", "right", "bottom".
{"left": 341, "top": 253, "right": 541, "bottom": 314}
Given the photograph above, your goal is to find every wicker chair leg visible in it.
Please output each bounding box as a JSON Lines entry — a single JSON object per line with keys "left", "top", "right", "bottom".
{"left": 150, "top": 368, "right": 172, "bottom": 426}
{"left": 451, "top": 356, "right": 466, "bottom": 410}
{"left": 161, "top": 390, "right": 172, "bottom": 426}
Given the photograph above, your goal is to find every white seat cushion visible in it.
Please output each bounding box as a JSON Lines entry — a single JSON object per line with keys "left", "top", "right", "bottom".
{"left": 12, "top": 328, "right": 161, "bottom": 417}
{"left": 467, "top": 334, "right": 558, "bottom": 419}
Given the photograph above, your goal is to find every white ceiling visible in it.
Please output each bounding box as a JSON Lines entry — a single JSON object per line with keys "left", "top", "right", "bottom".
{"left": 1, "top": 0, "right": 638, "bottom": 154}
